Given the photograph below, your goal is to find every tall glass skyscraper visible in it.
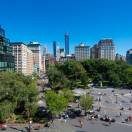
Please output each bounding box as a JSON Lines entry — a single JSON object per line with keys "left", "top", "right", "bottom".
{"left": 0, "top": 26, "right": 15, "bottom": 72}
{"left": 65, "top": 33, "right": 69, "bottom": 56}
{"left": 53, "top": 41, "right": 57, "bottom": 59}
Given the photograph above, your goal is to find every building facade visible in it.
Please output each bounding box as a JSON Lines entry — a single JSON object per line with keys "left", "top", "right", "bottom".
{"left": 91, "top": 39, "right": 115, "bottom": 60}
{"left": 115, "top": 53, "right": 126, "bottom": 61}
{"left": 0, "top": 26, "right": 15, "bottom": 72}
{"left": 27, "top": 42, "right": 42, "bottom": 75}
{"left": 56, "top": 46, "right": 61, "bottom": 61}
{"left": 27, "top": 48, "right": 34, "bottom": 75}
{"left": 98, "top": 39, "right": 115, "bottom": 60}
{"left": 60, "top": 48, "right": 65, "bottom": 58}
{"left": 59, "top": 54, "right": 75, "bottom": 63}
{"left": 11, "top": 42, "right": 34, "bottom": 75}
{"left": 41, "top": 55, "right": 46, "bottom": 73}
{"left": 126, "top": 49, "right": 132, "bottom": 65}
{"left": 90, "top": 44, "right": 99, "bottom": 59}
{"left": 65, "top": 33, "right": 69, "bottom": 56}
{"left": 75, "top": 43, "right": 90, "bottom": 61}
{"left": 53, "top": 41, "right": 57, "bottom": 59}
{"left": 40, "top": 46, "right": 46, "bottom": 73}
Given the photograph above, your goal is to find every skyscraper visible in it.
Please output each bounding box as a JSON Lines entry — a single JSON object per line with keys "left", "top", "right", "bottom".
{"left": 0, "top": 26, "right": 15, "bottom": 72}
{"left": 60, "top": 48, "right": 65, "bottom": 57}
{"left": 126, "top": 49, "right": 132, "bottom": 65}
{"left": 56, "top": 46, "right": 61, "bottom": 61}
{"left": 65, "top": 32, "right": 69, "bottom": 56}
{"left": 53, "top": 41, "right": 56, "bottom": 59}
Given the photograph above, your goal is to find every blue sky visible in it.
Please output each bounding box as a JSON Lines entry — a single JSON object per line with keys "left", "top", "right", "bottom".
{"left": 0, "top": 0, "right": 132, "bottom": 55}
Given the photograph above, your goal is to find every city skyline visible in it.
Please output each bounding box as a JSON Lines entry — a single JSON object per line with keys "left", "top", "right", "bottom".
{"left": 0, "top": 0, "right": 132, "bottom": 55}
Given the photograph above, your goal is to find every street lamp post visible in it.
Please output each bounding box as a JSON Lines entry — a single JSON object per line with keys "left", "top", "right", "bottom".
{"left": 28, "top": 119, "right": 32, "bottom": 132}
{"left": 115, "top": 94, "right": 118, "bottom": 104}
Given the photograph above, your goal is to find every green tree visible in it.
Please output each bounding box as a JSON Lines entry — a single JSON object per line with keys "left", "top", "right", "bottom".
{"left": 61, "top": 61, "right": 88, "bottom": 88}
{"left": 60, "top": 88, "right": 74, "bottom": 102}
{"left": 45, "top": 91, "right": 68, "bottom": 116}
{"left": 0, "top": 103, "right": 13, "bottom": 123}
{"left": 123, "top": 67, "right": 132, "bottom": 88}
{"left": 47, "top": 65, "right": 70, "bottom": 90}
{"left": 80, "top": 95, "right": 93, "bottom": 115}
{"left": 0, "top": 72, "right": 38, "bottom": 122}
{"left": 24, "top": 80, "right": 38, "bottom": 119}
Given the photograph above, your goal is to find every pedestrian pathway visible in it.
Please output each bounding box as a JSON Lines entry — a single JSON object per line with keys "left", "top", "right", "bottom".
{"left": 40, "top": 120, "right": 75, "bottom": 132}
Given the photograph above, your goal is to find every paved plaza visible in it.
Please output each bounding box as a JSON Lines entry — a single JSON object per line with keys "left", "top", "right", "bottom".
{"left": 1, "top": 88, "right": 132, "bottom": 132}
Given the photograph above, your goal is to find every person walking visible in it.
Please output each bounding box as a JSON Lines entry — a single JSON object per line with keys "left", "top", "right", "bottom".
{"left": 78, "top": 118, "right": 83, "bottom": 128}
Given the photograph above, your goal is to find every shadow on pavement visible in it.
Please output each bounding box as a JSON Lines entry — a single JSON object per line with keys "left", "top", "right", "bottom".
{"left": 10, "top": 127, "right": 26, "bottom": 132}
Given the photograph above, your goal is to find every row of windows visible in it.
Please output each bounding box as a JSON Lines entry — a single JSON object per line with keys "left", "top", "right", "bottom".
{"left": 0, "top": 54, "right": 14, "bottom": 62}
{"left": 0, "top": 68, "right": 15, "bottom": 72}
{"left": 0, "top": 45, "right": 13, "bottom": 53}
{"left": 0, "top": 62, "right": 15, "bottom": 68}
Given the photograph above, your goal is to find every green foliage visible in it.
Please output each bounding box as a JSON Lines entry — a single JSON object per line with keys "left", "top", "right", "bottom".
{"left": 45, "top": 91, "right": 68, "bottom": 116}
{"left": 47, "top": 61, "right": 89, "bottom": 89}
{"left": 0, "top": 72, "right": 38, "bottom": 122}
{"left": 47, "top": 60, "right": 132, "bottom": 89}
{"left": 59, "top": 88, "right": 74, "bottom": 102}
{"left": 80, "top": 95, "right": 93, "bottom": 113}
{"left": 47, "top": 65, "right": 70, "bottom": 90}
{"left": 0, "top": 103, "right": 13, "bottom": 123}
{"left": 81, "top": 59, "right": 132, "bottom": 87}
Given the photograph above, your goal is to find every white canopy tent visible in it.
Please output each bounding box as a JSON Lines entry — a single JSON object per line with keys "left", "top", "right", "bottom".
{"left": 72, "top": 88, "right": 86, "bottom": 96}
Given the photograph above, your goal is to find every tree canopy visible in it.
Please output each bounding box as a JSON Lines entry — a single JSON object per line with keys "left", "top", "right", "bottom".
{"left": 45, "top": 90, "right": 68, "bottom": 116}
{"left": 0, "top": 72, "right": 38, "bottom": 122}
{"left": 80, "top": 95, "right": 93, "bottom": 114}
{"left": 47, "top": 59, "right": 132, "bottom": 89}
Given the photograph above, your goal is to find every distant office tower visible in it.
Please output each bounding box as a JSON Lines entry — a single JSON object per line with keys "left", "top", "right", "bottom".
{"left": 59, "top": 54, "right": 75, "bottom": 63}
{"left": 91, "top": 44, "right": 99, "bottom": 59}
{"left": 126, "top": 49, "right": 132, "bottom": 65}
{"left": 11, "top": 42, "right": 34, "bottom": 75}
{"left": 0, "top": 26, "right": 15, "bottom": 72}
{"left": 53, "top": 41, "right": 57, "bottom": 59}
{"left": 41, "top": 46, "right": 46, "bottom": 73}
{"left": 98, "top": 39, "right": 115, "bottom": 60}
{"left": 60, "top": 48, "right": 65, "bottom": 57}
{"left": 27, "top": 42, "right": 42, "bottom": 74}
{"left": 45, "top": 53, "right": 55, "bottom": 67}
{"left": 41, "top": 46, "right": 47, "bottom": 56}
{"left": 115, "top": 53, "right": 125, "bottom": 61}
{"left": 115, "top": 53, "right": 122, "bottom": 61}
{"left": 41, "top": 55, "right": 46, "bottom": 73}
{"left": 56, "top": 46, "right": 61, "bottom": 61}
{"left": 65, "top": 33, "right": 69, "bottom": 56}
{"left": 75, "top": 43, "right": 90, "bottom": 61}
